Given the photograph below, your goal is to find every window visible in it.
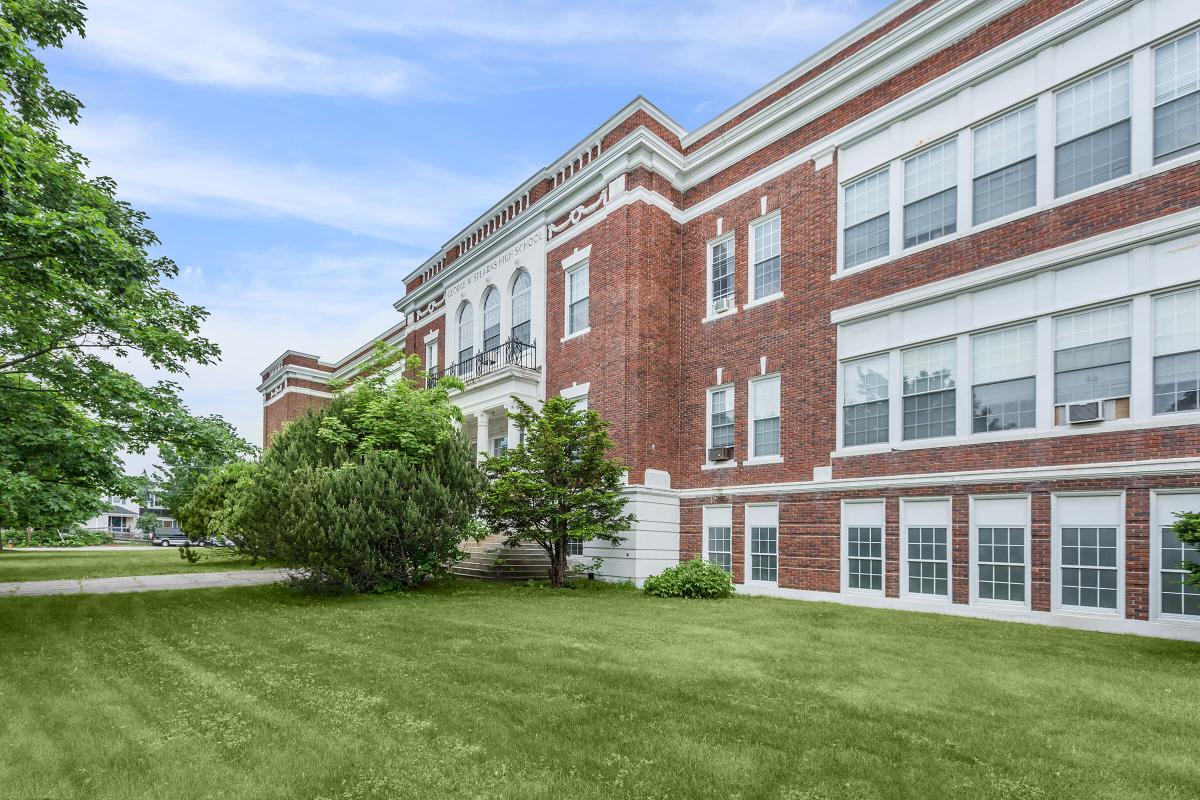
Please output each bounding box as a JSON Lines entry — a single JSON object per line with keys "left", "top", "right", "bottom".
{"left": 749, "top": 214, "right": 781, "bottom": 301}
{"left": 1154, "top": 29, "right": 1200, "bottom": 163}
{"left": 708, "top": 526, "right": 732, "bottom": 573}
{"left": 746, "top": 505, "right": 778, "bottom": 584}
{"left": 1157, "top": 494, "right": 1200, "bottom": 618}
{"left": 566, "top": 261, "right": 589, "bottom": 336}
{"left": 977, "top": 527, "right": 1025, "bottom": 602}
{"left": 163, "top": 520, "right": 173, "bottom": 528}
{"left": 749, "top": 375, "right": 780, "bottom": 458}
{"left": 1153, "top": 288, "right": 1200, "bottom": 414}
{"left": 511, "top": 270, "right": 532, "bottom": 344}
{"left": 1054, "top": 304, "right": 1131, "bottom": 403}
{"left": 566, "top": 539, "right": 584, "bottom": 556}
{"left": 973, "top": 104, "right": 1036, "bottom": 225}
{"left": 490, "top": 435, "right": 507, "bottom": 457}
{"left": 708, "top": 235, "right": 735, "bottom": 314}
{"left": 903, "top": 139, "right": 957, "bottom": 247}
{"left": 847, "top": 527, "right": 883, "bottom": 591}
{"left": 972, "top": 323, "right": 1036, "bottom": 432}
{"left": 907, "top": 526, "right": 949, "bottom": 596}
{"left": 708, "top": 386, "right": 734, "bottom": 450}
{"left": 424, "top": 339, "right": 438, "bottom": 374}
{"left": 1056, "top": 494, "right": 1120, "bottom": 611}
{"left": 843, "top": 169, "right": 889, "bottom": 268}
{"left": 902, "top": 341, "right": 956, "bottom": 440}
{"left": 704, "top": 506, "right": 733, "bottom": 574}
{"left": 842, "top": 355, "right": 889, "bottom": 446}
{"left": 1055, "top": 63, "right": 1131, "bottom": 197}
{"left": 481, "top": 287, "right": 501, "bottom": 351}
{"left": 456, "top": 303, "right": 474, "bottom": 377}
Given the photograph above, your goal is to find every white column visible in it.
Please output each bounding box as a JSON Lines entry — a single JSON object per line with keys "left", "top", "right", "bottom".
{"left": 505, "top": 403, "right": 521, "bottom": 449}
{"left": 475, "top": 411, "right": 490, "bottom": 462}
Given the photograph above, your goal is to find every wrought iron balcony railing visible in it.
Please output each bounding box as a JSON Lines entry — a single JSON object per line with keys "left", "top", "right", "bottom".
{"left": 428, "top": 338, "right": 538, "bottom": 388}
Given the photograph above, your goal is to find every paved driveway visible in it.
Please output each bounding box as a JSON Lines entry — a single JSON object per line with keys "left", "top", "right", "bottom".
{"left": 0, "top": 568, "right": 288, "bottom": 598}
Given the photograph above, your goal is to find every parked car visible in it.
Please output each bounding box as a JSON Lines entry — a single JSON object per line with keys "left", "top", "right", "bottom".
{"left": 150, "top": 531, "right": 203, "bottom": 547}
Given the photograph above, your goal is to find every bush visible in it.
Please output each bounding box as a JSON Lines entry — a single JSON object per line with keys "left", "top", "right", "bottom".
{"left": 643, "top": 557, "right": 735, "bottom": 599}
{"left": 3, "top": 528, "right": 113, "bottom": 548}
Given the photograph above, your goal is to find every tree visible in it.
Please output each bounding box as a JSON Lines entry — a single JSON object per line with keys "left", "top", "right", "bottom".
{"left": 1, "top": 1, "right": 223, "bottom": 531}
{"left": 153, "top": 416, "right": 257, "bottom": 524}
{"left": 481, "top": 396, "right": 635, "bottom": 587}
{"left": 176, "top": 460, "right": 256, "bottom": 539}
{"left": 1171, "top": 511, "right": 1200, "bottom": 592}
{"left": 216, "top": 344, "right": 483, "bottom": 592}
{"left": 135, "top": 512, "right": 160, "bottom": 538}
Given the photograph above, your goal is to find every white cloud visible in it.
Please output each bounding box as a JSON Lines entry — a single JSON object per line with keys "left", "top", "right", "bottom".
{"left": 62, "top": 114, "right": 528, "bottom": 243}
{"left": 79, "top": 0, "right": 426, "bottom": 98}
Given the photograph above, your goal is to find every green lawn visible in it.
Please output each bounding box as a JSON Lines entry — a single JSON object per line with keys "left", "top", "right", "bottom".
{"left": 0, "top": 548, "right": 274, "bottom": 582}
{"left": 1, "top": 581, "right": 1197, "bottom": 800}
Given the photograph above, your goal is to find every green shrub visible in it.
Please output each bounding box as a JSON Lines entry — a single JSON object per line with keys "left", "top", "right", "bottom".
{"left": 3, "top": 528, "right": 113, "bottom": 548}
{"left": 643, "top": 557, "right": 735, "bottom": 599}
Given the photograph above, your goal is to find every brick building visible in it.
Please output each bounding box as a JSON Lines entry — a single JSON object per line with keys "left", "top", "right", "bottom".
{"left": 259, "top": 0, "right": 1200, "bottom": 639}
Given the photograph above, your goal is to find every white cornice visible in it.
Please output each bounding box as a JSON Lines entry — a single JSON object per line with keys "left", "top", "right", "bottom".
{"left": 263, "top": 386, "right": 334, "bottom": 407}
{"left": 256, "top": 365, "right": 332, "bottom": 395}
{"left": 677, "top": 457, "right": 1200, "bottom": 499}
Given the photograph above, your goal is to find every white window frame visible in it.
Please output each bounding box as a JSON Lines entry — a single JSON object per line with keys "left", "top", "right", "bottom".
{"left": 841, "top": 499, "right": 886, "bottom": 596}
{"left": 1052, "top": 61, "right": 1132, "bottom": 200}
{"left": 971, "top": 103, "right": 1038, "bottom": 226}
{"left": 745, "top": 210, "right": 783, "bottom": 309}
{"left": 705, "top": 232, "right": 737, "bottom": 320}
{"left": 704, "top": 384, "right": 737, "bottom": 468}
{"left": 899, "top": 497, "right": 953, "bottom": 604}
{"left": 968, "top": 495, "right": 1032, "bottom": 610}
{"left": 490, "top": 435, "right": 508, "bottom": 457}
{"left": 424, "top": 337, "right": 438, "bottom": 374}
{"left": 746, "top": 373, "right": 782, "bottom": 465}
{"left": 902, "top": 137, "right": 959, "bottom": 249}
{"left": 561, "top": 247, "right": 591, "bottom": 341}
{"left": 744, "top": 503, "right": 779, "bottom": 587}
{"left": 703, "top": 505, "right": 734, "bottom": 575}
{"left": 1149, "top": 490, "right": 1200, "bottom": 625}
{"left": 1051, "top": 492, "right": 1125, "bottom": 618}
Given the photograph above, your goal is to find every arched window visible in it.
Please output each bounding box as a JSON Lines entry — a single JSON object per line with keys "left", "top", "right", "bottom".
{"left": 482, "top": 287, "right": 501, "bottom": 351}
{"left": 456, "top": 302, "right": 474, "bottom": 376}
{"left": 511, "top": 270, "right": 531, "bottom": 344}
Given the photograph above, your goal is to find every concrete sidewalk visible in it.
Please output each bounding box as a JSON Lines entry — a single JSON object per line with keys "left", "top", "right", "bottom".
{"left": 0, "top": 568, "right": 288, "bottom": 598}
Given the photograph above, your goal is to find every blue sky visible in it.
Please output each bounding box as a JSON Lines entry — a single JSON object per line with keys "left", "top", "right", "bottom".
{"left": 40, "top": 0, "right": 890, "bottom": 465}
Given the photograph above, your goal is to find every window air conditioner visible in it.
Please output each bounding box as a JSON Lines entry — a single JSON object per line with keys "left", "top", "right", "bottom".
{"left": 1066, "top": 400, "right": 1103, "bottom": 424}
{"left": 708, "top": 445, "right": 734, "bottom": 462}
{"left": 712, "top": 296, "right": 733, "bottom": 314}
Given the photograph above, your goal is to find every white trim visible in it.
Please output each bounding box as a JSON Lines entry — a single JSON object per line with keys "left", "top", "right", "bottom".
{"left": 742, "top": 292, "right": 785, "bottom": 312}
{"left": 702, "top": 504, "right": 734, "bottom": 574}
{"left": 262, "top": 386, "right": 333, "bottom": 407}
{"left": 560, "top": 327, "right": 590, "bottom": 343}
{"left": 840, "top": 498, "right": 886, "bottom": 597}
{"left": 747, "top": 209, "right": 782, "bottom": 305}
{"left": 560, "top": 382, "right": 591, "bottom": 401}
{"left": 746, "top": 373, "right": 782, "bottom": 463}
{"left": 743, "top": 502, "right": 780, "bottom": 587}
{"left": 704, "top": 383, "right": 736, "bottom": 470}
{"left": 559, "top": 245, "right": 591, "bottom": 271}
{"left": 898, "top": 497, "right": 954, "bottom": 605}
{"left": 676, "top": 456, "right": 1200, "bottom": 499}
{"left": 705, "top": 231, "right": 736, "bottom": 319}
{"left": 422, "top": 329, "right": 439, "bottom": 344}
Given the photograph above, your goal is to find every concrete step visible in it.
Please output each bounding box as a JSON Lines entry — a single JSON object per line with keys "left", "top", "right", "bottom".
{"left": 451, "top": 540, "right": 552, "bottom": 581}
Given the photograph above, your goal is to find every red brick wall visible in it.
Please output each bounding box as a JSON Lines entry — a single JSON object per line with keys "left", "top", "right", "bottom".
{"left": 263, "top": 388, "right": 330, "bottom": 445}
{"left": 680, "top": 475, "right": 1200, "bottom": 622}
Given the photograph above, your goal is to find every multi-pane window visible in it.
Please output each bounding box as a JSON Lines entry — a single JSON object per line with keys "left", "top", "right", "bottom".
{"left": 1054, "top": 304, "right": 1131, "bottom": 403}
{"left": 1161, "top": 522, "right": 1200, "bottom": 617}
{"left": 977, "top": 527, "right": 1026, "bottom": 602}
{"left": 972, "top": 324, "right": 1036, "bottom": 432}
{"left": 709, "top": 236, "right": 734, "bottom": 313}
{"left": 456, "top": 303, "right": 474, "bottom": 377}
{"left": 750, "top": 215, "right": 781, "bottom": 301}
{"left": 750, "top": 526, "right": 778, "bottom": 583}
{"left": 907, "top": 526, "right": 949, "bottom": 596}
{"left": 903, "top": 139, "right": 957, "bottom": 248}
{"left": 1060, "top": 526, "right": 1118, "bottom": 609}
{"left": 842, "top": 355, "right": 889, "bottom": 446}
{"left": 1154, "top": 29, "right": 1200, "bottom": 163}
{"left": 843, "top": 169, "right": 889, "bottom": 268}
{"left": 708, "top": 386, "right": 734, "bottom": 450}
{"left": 707, "top": 526, "right": 732, "bottom": 573}
{"left": 482, "top": 287, "right": 501, "bottom": 351}
{"left": 1153, "top": 288, "right": 1200, "bottom": 414}
{"left": 973, "top": 105, "right": 1036, "bottom": 225}
{"left": 566, "top": 539, "right": 584, "bottom": 556}
{"left": 847, "top": 527, "right": 883, "bottom": 591}
{"left": 511, "top": 270, "right": 531, "bottom": 344}
{"left": 490, "top": 436, "right": 507, "bottom": 457}
{"left": 750, "top": 375, "right": 781, "bottom": 458}
{"left": 424, "top": 339, "right": 437, "bottom": 374}
{"left": 566, "top": 261, "right": 589, "bottom": 335}
{"left": 902, "top": 341, "right": 956, "bottom": 440}
{"left": 1055, "top": 63, "right": 1131, "bottom": 197}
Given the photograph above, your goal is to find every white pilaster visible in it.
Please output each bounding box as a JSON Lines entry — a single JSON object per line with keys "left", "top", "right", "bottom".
{"left": 475, "top": 411, "right": 490, "bottom": 462}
